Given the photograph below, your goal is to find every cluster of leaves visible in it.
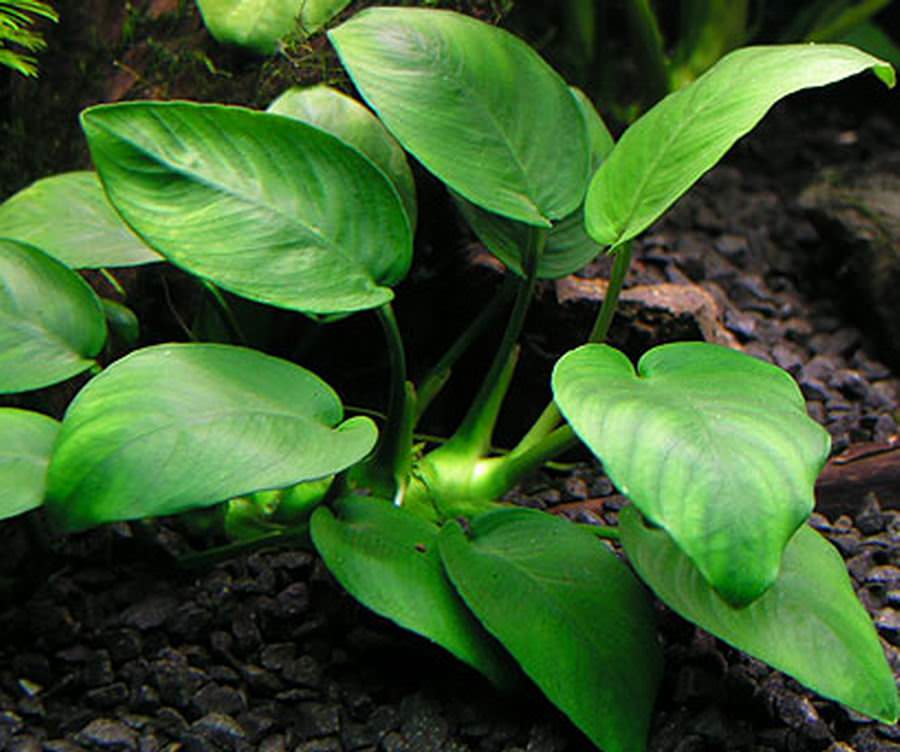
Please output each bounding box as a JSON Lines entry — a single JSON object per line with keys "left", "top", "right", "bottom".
{"left": 0, "top": 0, "right": 57, "bottom": 77}
{"left": 0, "top": 7, "right": 897, "bottom": 751}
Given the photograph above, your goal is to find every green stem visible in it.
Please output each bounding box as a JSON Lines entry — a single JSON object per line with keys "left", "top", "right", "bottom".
{"left": 369, "top": 304, "right": 414, "bottom": 499}
{"left": 176, "top": 524, "right": 312, "bottom": 569}
{"left": 588, "top": 241, "right": 633, "bottom": 344}
{"left": 202, "top": 281, "right": 247, "bottom": 345}
{"left": 512, "top": 242, "right": 633, "bottom": 454}
{"left": 99, "top": 268, "right": 126, "bottom": 297}
{"left": 416, "top": 276, "right": 516, "bottom": 421}
{"left": 442, "top": 227, "right": 546, "bottom": 458}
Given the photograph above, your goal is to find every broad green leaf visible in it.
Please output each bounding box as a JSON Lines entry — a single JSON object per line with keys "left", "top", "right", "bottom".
{"left": 439, "top": 508, "right": 662, "bottom": 752}
{"left": 311, "top": 496, "right": 516, "bottom": 688}
{"left": 197, "top": 0, "right": 350, "bottom": 52}
{"left": 196, "top": 0, "right": 286, "bottom": 54}
{"left": 268, "top": 85, "right": 417, "bottom": 231}
{"left": 454, "top": 87, "right": 612, "bottom": 278}
{"left": 45, "top": 344, "right": 377, "bottom": 532}
{"left": 0, "top": 239, "right": 106, "bottom": 393}
{"left": 0, "top": 408, "right": 59, "bottom": 519}
{"left": 552, "top": 342, "right": 831, "bottom": 606}
{"left": 329, "top": 7, "right": 589, "bottom": 227}
{"left": 82, "top": 101, "right": 412, "bottom": 316}
{"left": 0, "top": 172, "right": 160, "bottom": 268}
{"left": 586, "top": 44, "right": 895, "bottom": 248}
{"left": 621, "top": 506, "right": 899, "bottom": 723}
{"left": 298, "top": 0, "right": 352, "bottom": 35}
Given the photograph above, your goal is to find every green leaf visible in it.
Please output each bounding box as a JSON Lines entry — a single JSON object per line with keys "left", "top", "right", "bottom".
{"left": 0, "top": 172, "right": 160, "bottom": 268}
{"left": 0, "top": 239, "right": 107, "bottom": 393}
{"left": 586, "top": 44, "right": 896, "bottom": 248}
{"left": 298, "top": 0, "right": 352, "bottom": 36}
{"left": 439, "top": 508, "right": 662, "bottom": 752}
{"left": 0, "top": 408, "right": 59, "bottom": 519}
{"left": 621, "top": 506, "right": 899, "bottom": 724}
{"left": 453, "top": 87, "right": 612, "bottom": 278}
{"left": 329, "top": 7, "right": 589, "bottom": 227}
{"left": 268, "top": 85, "right": 417, "bottom": 231}
{"left": 195, "top": 0, "right": 300, "bottom": 54}
{"left": 552, "top": 342, "right": 831, "bottom": 606}
{"left": 45, "top": 343, "right": 377, "bottom": 532}
{"left": 311, "top": 496, "right": 516, "bottom": 687}
{"left": 82, "top": 101, "right": 412, "bottom": 316}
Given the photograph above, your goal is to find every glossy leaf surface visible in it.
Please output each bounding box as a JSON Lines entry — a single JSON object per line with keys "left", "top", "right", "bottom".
{"left": 46, "top": 344, "right": 376, "bottom": 531}
{"left": 329, "top": 7, "right": 589, "bottom": 226}
{"left": 553, "top": 342, "right": 831, "bottom": 605}
{"left": 454, "top": 88, "right": 612, "bottom": 278}
{"left": 311, "top": 496, "right": 515, "bottom": 688}
{"left": 586, "top": 44, "right": 895, "bottom": 248}
{"left": 0, "top": 408, "right": 59, "bottom": 519}
{"left": 0, "top": 239, "right": 106, "bottom": 393}
{"left": 194, "top": 0, "right": 348, "bottom": 54}
{"left": 82, "top": 101, "right": 412, "bottom": 315}
{"left": 0, "top": 172, "right": 160, "bottom": 268}
{"left": 439, "top": 508, "right": 662, "bottom": 752}
{"left": 621, "top": 506, "right": 899, "bottom": 723}
{"left": 268, "top": 84, "right": 417, "bottom": 230}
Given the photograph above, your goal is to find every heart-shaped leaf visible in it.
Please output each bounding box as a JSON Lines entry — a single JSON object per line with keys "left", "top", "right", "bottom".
{"left": 82, "top": 101, "right": 412, "bottom": 316}
{"left": 311, "top": 496, "right": 516, "bottom": 688}
{"left": 46, "top": 343, "right": 377, "bottom": 532}
{"left": 620, "top": 505, "right": 899, "bottom": 723}
{"left": 0, "top": 408, "right": 60, "bottom": 519}
{"left": 439, "top": 508, "right": 662, "bottom": 752}
{"left": 329, "top": 7, "right": 589, "bottom": 227}
{"left": 0, "top": 239, "right": 107, "bottom": 393}
{"left": 454, "top": 87, "right": 612, "bottom": 278}
{"left": 268, "top": 85, "right": 417, "bottom": 231}
{"left": 586, "top": 44, "right": 895, "bottom": 248}
{"left": 552, "top": 342, "right": 831, "bottom": 605}
{"left": 0, "top": 172, "right": 160, "bottom": 268}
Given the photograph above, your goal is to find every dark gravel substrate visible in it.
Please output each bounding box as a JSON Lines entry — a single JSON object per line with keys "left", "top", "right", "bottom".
{"left": 2, "top": 101, "right": 899, "bottom": 752}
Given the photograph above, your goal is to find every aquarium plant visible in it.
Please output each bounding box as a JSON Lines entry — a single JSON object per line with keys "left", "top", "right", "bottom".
{"left": 0, "top": 0, "right": 57, "bottom": 76}
{"left": 0, "top": 8, "right": 897, "bottom": 752}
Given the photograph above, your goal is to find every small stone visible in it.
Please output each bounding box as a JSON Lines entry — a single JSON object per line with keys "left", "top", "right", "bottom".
{"left": 295, "top": 703, "right": 341, "bottom": 740}
{"left": 75, "top": 719, "right": 138, "bottom": 751}
{"left": 121, "top": 595, "right": 178, "bottom": 631}
{"left": 86, "top": 682, "right": 130, "bottom": 709}
{"left": 192, "top": 683, "right": 246, "bottom": 716}
{"left": 105, "top": 630, "right": 142, "bottom": 663}
{"left": 274, "top": 582, "right": 310, "bottom": 619}
{"left": 830, "top": 368, "right": 868, "bottom": 399}
{"left": 231, "top": 605, "right": 262, "bottom": 653}
{"left": 42, "top": 740, "right": 86, "bottom": 752}
{"left": 191, "top": 713, "right": 246, "bottom": 750}
{"left": 855, "top": 495, "right": 886, "bottom": 535}
{"left": 7, "top": 735, "right": 42, "bottom": 752}
{"left": 258, "top": 734, "right": 287, "bottom": 752}
{"left": 283, "top": 656, "right": 322, "bottom": 689}
{"left": 84, "top": 650, "right": 115, "bottom": 688}
{"left": 771, "top": 343, "right": 804, "bottom": 374}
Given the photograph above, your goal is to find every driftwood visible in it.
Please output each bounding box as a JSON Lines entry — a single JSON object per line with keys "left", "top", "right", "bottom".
{"left": 814, "top": 439, "right": 900, "bottom": 515}
{"left": 551, "top": 439, "right": 900, "bottom": 520}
